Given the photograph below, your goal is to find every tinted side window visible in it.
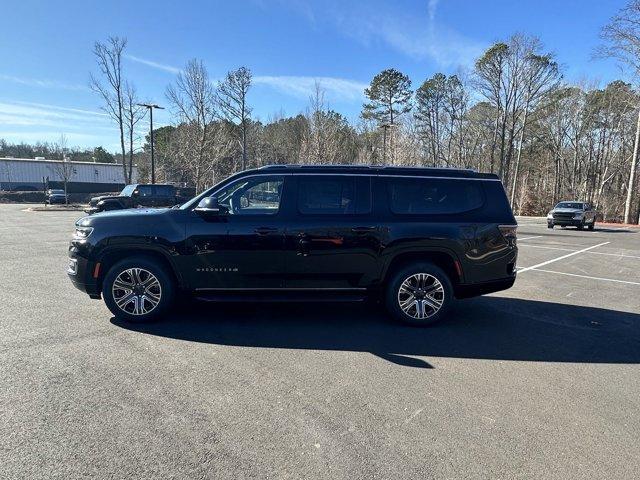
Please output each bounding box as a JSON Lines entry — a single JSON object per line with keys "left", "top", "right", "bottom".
{"left": 137, "top": 185, "right": 154, "bottom": 197}
{"left": 215, "top": 175, "right": 284, "bottom": 215}
{"left": 298, "top": 176, "right": 371, "bottom": 215}
{"left": 387, "top": 177, "right": 484, "bottom": 215}
{"left": 156, "top": 185, "right": 174, "bottom": 196}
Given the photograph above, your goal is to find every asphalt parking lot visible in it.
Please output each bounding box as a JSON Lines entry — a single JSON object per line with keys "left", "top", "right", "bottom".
{"left": 1, "top": 203, "right": 639, "bottom": 479}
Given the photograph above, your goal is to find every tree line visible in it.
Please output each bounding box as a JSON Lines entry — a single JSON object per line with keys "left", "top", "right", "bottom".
{"left": 3, "top": 2, "right": 639, "bottom": 222}
{"left": 124, "top": 32, "right": 638, "bottom": 222}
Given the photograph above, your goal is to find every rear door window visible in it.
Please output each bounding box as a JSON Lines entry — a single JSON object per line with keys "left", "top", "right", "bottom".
{"left": 386, "top": 177, "right": 484, "bottom": 215}
{"left": 297, "top": 176, "right": 371, "bottom": 215}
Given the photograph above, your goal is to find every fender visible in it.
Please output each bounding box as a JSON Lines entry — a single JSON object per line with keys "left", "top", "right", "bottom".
{"left": 378, "top": 245, "right": 465, "bottom": 284}
{"left": 96, "top": 243, "right": 186, "bottom": 289}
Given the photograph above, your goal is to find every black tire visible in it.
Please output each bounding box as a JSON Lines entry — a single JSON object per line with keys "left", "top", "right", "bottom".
{"left": 102, "top": 256, "right": 175, "bottom": 323}
{"left": 547, "top": 223, "right": 554, "bottom": 229}
{"left": 588, "top": 222, "right": 595, "bottom": 231}
{"left": 577, "top": 220, "right": 584, "bottom": 230}
{"left": 385, "top": 262, "right": 453, "bottom": 326}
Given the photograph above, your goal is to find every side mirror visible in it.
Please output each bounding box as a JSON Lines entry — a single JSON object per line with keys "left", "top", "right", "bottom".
{"left": 132, "top": 190, "right": 139, "bottom": 197}
{"left": 195, "top": 196, "right": 227, "bottom": 216}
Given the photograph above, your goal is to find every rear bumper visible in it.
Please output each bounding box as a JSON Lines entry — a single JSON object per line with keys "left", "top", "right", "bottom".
{"left": 454, "top": 276, "right": 516, "bottom": 299}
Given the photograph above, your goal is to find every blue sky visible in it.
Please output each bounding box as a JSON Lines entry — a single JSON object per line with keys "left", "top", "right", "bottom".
{"left": 0, "top": 0, "right": 629, "bottom": 151}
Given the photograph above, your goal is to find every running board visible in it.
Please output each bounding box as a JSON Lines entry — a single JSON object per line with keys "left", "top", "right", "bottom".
{"left": 194, "top": 290, "right": 368, "bottom": 303}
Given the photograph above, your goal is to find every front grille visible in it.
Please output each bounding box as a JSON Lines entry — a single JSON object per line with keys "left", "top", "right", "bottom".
{"left": 553, "top": 213, "right": 574, "bottom": 220}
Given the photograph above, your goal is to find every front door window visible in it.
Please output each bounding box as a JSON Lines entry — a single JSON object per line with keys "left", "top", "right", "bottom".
{"left": 215, "top": 177, "right": 284, "bottom": 215}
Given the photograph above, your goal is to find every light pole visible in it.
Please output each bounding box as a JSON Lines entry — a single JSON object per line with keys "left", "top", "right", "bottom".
{"left": 137, "top": 103, "right": 164, "bottom": 184}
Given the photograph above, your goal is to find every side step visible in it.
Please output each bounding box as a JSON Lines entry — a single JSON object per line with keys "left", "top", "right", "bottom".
{"left": 194, "top": 290, "right": 369, "bottom": 303}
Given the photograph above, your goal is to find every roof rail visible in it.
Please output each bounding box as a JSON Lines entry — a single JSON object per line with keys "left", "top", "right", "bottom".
{"left": 259, "top": 164, "right": 376, "bottom": 169}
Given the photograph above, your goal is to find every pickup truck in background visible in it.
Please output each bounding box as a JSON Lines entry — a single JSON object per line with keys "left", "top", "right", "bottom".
{"left": 547, "top": 201, "right": 597, "bottom": 230}
{"left": 85, "top": 184, "right": 182, "bottom": 214}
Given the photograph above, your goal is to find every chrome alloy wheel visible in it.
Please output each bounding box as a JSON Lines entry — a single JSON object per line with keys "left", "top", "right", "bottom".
{"left": 111, "top": 268, "right": 162, "bottom": 316}
{"left": 397, "top": 273, "right": 445, "bottom": 320}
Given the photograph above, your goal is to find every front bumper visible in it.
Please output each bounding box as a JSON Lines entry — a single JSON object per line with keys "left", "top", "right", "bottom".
{"left": 550, "top": 217, "right": 583, "bottom": 226}
{"left": 67, "top": 246, "right": 101, "bottom": 297}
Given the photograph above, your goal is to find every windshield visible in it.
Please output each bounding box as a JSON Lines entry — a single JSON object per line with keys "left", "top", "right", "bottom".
{"left": 555, "top": 202, "right": 583, "bottom": 209}
{"left": 120, "top": 185, "right": 136, "bottom": 196}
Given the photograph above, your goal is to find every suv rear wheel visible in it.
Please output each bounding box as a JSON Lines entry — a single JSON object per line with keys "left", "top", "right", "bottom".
{"left": 103, "top": 256, "right": 175, "bottom": 323}
{"left": 385, "top": 262, "right": 453, "bottom": 326}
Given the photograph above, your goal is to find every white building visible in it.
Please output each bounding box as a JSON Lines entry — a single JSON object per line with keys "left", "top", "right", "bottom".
{"left": 0, "top": 157, "right": 137, "bottom": 193}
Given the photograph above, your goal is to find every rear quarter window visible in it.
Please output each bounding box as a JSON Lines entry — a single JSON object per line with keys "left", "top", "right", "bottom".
{"left": 386, "top": 177, "right": 484, "bottom": 215}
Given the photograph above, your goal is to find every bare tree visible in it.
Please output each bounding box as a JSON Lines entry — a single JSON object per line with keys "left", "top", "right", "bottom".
{"left": 217, "top": 67, "right": 252, "bottom": 170}
{"left": 300, "top": 82, "right": 356, "bottom": 165}
{"left": 49, "top": 134, "right": 74, "bottom": 204}
{"left": 123, "top": 82, "right": 146, "bottom": 182}
{"left": 90, "top": 36, "right": 129, "bottom": 183}
{"left": 509, "top": 47, "right": 561, "bottom": 209}
{"left": 475, "top": 34, "right": 560, "bottom": 205}
{"left": 166, "top": 59, "right": 231, "bottom": 192}
{"left": 600, "top": 0, "right": 640, "bottom": 223}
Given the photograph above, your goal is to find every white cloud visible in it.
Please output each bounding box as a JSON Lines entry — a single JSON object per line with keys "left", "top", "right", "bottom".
{"left": 125, "top": 55, "right": 182, "bottom": 74}
{"left": 11, "top": 101, "right": 107, "bottom": 118}
{"left": 0, "top": 101, "right": 114, "bottom": 137}
{"left": 0, "top": 101, "right": 108, "bottom": 124}
{"left": 0, "top": 130, "right": 115, "bottom": 149}
{"left": 253, "top": 76, "right": 367, "bottom": 101}
{"left": 281, "top": 0, "right": 485, "bottom": 68}
{"left": 124, "top": 55, "right": 367, "bottom": 103}
{"left": 428, "top": 0, "right": 439, "bottom": 22}
{"left": 0, "top": 74, "right": 88, "bottom": 91}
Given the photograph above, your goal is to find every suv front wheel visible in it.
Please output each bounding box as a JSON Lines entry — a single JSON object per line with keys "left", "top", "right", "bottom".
{"left": 386, "top": 263, "right": 453, "bottom": 326}
{"left": 103, "top": 256, "right": 175, "bottom": 323}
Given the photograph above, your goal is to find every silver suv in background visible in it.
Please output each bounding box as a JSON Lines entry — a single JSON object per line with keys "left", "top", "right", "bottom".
{"left": 547, "top": 201, "right": 597, "bottom": 230}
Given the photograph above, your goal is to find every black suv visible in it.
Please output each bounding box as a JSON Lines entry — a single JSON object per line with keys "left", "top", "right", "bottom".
{"left": 85, "top": 184, "right": 180, "bottom": 214}
{"left": 68, "top": 165, "right": 517, "bottom": 326}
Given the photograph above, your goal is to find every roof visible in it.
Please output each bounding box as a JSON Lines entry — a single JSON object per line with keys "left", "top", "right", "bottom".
{"left": 257, "top": 164, "right": 498, "bottom": 179}
{"left": 0, "top": 157, "right": 128, "bottom": 167}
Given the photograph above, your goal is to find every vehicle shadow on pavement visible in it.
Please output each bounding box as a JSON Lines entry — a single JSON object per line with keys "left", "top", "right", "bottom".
{"left": 111, "top": 296, "right": 640, "bottom": 369}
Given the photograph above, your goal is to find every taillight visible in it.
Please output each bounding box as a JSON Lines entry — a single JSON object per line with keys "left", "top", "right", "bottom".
{"left": 498, "top": 225, "right": 518, "bottom": 246}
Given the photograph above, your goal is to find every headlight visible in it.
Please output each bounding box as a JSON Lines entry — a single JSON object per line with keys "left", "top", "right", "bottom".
{"left": 73, "top": 226, "right": 94, "bottom": 239}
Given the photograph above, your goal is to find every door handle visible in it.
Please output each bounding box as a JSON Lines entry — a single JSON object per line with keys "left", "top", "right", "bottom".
{"left": 297, "top": 233, "right": 310, "bottom": 256}
{"left": 254, "top": 227, "right": 278, "bottom": 235}
{"left": 351, "top": 226, "right": 376, "bottom": 234}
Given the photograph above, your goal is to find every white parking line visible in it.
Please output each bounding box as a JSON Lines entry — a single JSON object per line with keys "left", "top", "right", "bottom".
{"left": 518, "top": 235, "right": 542, "bottom": 241}
{"left": 517, "top": 241, "right": 610, "bottom": 273}
{"left": 531, "top": 268, "right": 640, "bottom": 286}
{"left": 519, "top": 243, "right": 640, "bottom": 259}
{"left": 519, "top": 244, "right": 575, "bottom": 252}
